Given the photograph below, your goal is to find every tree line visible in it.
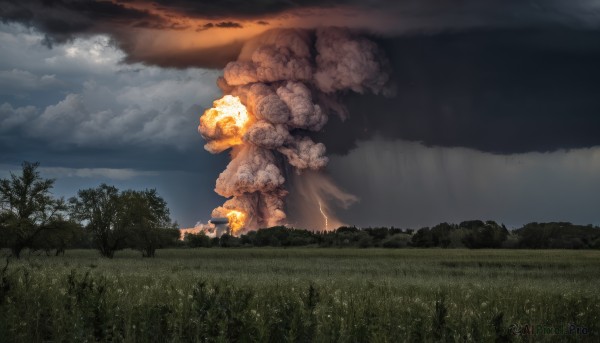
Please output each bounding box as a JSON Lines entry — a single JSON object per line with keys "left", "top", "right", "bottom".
{"left": 184, "top": 220, "right": 600, "bottom": 249}
{"left": 2, "top": 162, "right": 599, "bottom": 258}
{"left": 0, "top": 162, "right": 179, "bottom": 258}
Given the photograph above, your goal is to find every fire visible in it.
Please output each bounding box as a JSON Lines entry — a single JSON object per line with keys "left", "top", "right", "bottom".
{"left": 226, "top": 209, "right": 247, "bottom": 236}
{"left": 199, "top": 95, "right": 250, "bottom": 153}
{"left": 179, "top": 222, "right": 217, "bottom": 240}
{"left": 207, "top": 95, "right": 249, "bottom": 127}
{"left": 179, "top": 227, "right": 202, "bottom": 240}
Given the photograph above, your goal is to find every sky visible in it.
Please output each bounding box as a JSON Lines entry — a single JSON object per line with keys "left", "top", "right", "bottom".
{"left": 1, "top": 0, "right": 600, "bottom": 229}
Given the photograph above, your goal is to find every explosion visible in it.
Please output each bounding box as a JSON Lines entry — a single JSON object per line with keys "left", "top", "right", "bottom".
{"left": 198, "top": 28, "right": 392, "bottom": 235}
{"left": 226, "top": 210, "right": 247, "bottom": 236}
{"left": 199, "top": 95, "right": 250, "bottom": 153}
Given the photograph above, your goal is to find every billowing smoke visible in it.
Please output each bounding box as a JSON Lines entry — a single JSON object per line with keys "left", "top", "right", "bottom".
{"left": 198, "top": 27, "right": 392, "bottom": 235}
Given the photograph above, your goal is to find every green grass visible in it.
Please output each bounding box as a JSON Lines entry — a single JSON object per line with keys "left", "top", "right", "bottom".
{"left": 1, "top": 248, "right": 599, "bottom": 342}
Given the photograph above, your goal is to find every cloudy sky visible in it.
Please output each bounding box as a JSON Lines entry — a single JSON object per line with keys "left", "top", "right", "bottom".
{"left": 0, "top": 21, "right": 227, "bottom": 227}
{"left": 1, "top": 0, "right": 600, "bottom": 229}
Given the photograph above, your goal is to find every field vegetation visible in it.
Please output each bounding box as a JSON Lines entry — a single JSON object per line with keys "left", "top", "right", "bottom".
{"left": 0, "top": 248, "right": 598, "bottom": 342}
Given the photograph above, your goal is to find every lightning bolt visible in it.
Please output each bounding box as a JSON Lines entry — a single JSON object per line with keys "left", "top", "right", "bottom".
{"left": 318, "top": 200, "right": 328, "bottom": 230}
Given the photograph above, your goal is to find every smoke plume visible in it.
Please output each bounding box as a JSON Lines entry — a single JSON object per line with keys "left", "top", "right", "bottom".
{"left": 198, "top": 27, "right": 392, "bottom": 234}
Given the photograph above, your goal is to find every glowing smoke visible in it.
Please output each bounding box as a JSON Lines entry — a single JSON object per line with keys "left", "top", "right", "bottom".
{"left": 198, "top": 27, "right": 392, "bottom": 234}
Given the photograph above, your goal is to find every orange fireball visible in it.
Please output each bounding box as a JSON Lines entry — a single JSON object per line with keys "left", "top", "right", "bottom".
{"left": 226, "top": 210, "right": 247, "bottom": 236}
{"left": 199, "top": 95, "right": 250, "bottom": 153}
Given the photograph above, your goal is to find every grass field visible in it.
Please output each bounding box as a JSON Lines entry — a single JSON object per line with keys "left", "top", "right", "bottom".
{"left": 1, "top": 248, "right": 598, "bottom": 342}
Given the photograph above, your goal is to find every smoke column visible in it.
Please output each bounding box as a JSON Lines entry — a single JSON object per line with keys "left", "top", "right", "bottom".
{"left": 198, "top": 28, "right": 392, "bottom": 235}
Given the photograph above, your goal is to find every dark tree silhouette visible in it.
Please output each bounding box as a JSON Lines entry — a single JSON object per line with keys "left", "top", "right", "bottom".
{"left": 118, "top": 189, "right": 177, "bottom": 257}
{"left": 0, "top": 162, "right": 67, "bottom": 258}
{"left": 70, "top": 184, "right": 125, "bottom": 258}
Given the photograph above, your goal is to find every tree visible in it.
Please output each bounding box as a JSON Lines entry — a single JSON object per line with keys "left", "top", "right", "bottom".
{"left": 31, "top": 219, "right": 82, "bottom": 256}
{"left": 515, "top": 222, "right": 600, "bottom": 249}
{"left": 411, "top": 227, "right": 434, "bottom": 247}
{"left": 461, "top": 221, "right": 508, "bottom": 248}
{"left": 364, "top": 227, "right": 389, "bottom": 241}
{"left": 69, "top": 184, "right": 125, "bottom": 258}
{"left": 430, "top": 223, "right": 456, "bottom": 248}
{"left": 0, "top": 162, "right": 66, "bottom": 258}
{"left": 219, "top": 233, "right": 242, "bottom": 247}
{"left": 185, "top": 232, "right": 212, "bottom": 248}
{"left": 118, "top": 189, "right": 177, "bottom": 257}
{"left": 70, "top": 186, "right": 177, "bottom": 258}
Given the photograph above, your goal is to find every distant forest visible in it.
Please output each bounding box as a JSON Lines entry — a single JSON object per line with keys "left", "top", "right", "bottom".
{"left": 185, "top": 221, "right": 600, "bottom": 250}
{"left": 2, "top": 162, "right": 599, "bottom": 258}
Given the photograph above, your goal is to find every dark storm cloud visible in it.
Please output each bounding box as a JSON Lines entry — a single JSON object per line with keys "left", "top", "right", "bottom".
{"left": 2, "top": 0, "right": 600, "bottom": 154}
{"left": 214, "top": 21, "right": 243, "bottom": 28}
{"left": 145, "top": 0, "right": 334, "bottom": 19}
{"left": 3, "top": 0, "right": 600, "bottom": 66}
{"left": 199, "top": 21, "right": 243, "bottom": 30}
{"left": 0, "top": 24, "right": 223, "bottom": 169}
{"left": 195, "top": 21, "right": 243, "bottom": 34}
{"left": 315, "top": 28, "right": 600, "bottom": 154}
{"left": 122, "top": 39, "right": 244, "bottom": 69}
{"left": 114, "top": 0, "right": 600, "bottom": 26}
{"left": 0, "top": 0, "right": 161, "bottom": 43}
